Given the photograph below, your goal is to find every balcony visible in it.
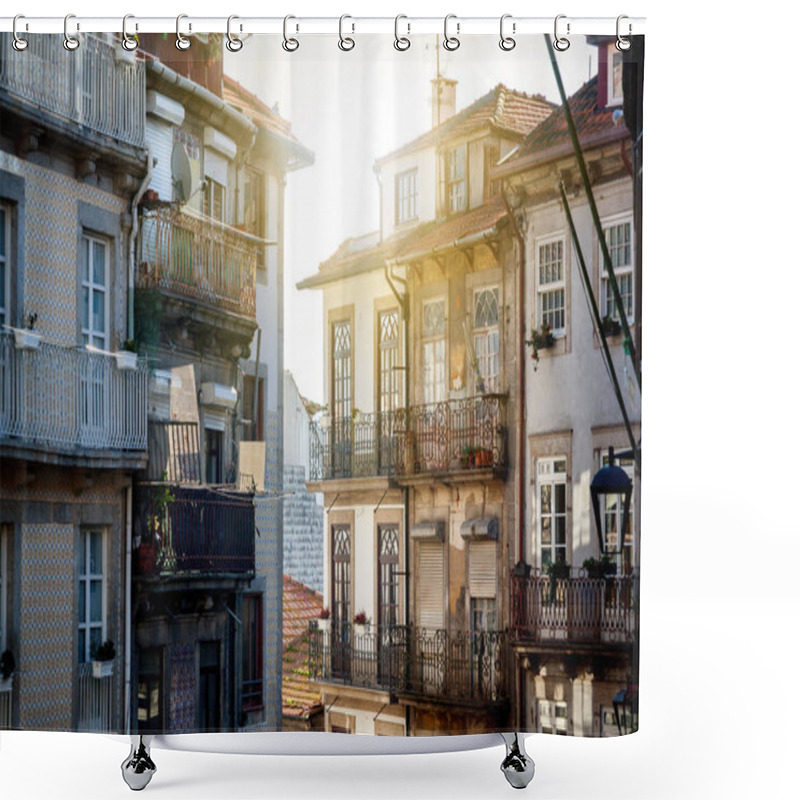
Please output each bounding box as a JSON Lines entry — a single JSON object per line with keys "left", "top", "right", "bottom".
{"left": 309, "top": 395, "right": 507, "bottom": 483}
{"left": 138, "top": 206, "right": 259, "bottom": 320}
{"left": 0, "top": 33, "right": 145, "bottom": 149}
{"left": 510, "top": 569, "right": 638, "bottom": 646}
{"left": 0, "top": 332, "right": 147, "bottom": 463}
{"left": 75, "top": 661, "right": 115, "bottom": 732}
{"left": 134, "top": 485, "right": 256, "bottom": 579}
{"left": 309, "top": 623, "right": 507, "bottom": 707}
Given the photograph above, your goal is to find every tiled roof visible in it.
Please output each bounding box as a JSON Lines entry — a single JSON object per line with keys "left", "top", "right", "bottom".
{"left": 375, "top": 84, "right": 556, "bottom": 166}
{"left": 282, "top": 575, "right": 323, "bottom": 720}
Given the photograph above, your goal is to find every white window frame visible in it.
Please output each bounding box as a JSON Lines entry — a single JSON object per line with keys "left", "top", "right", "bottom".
{"left": 539, "top": 699, "right": 568, "bottom": 735}
{"left": 607, "top": 46, "right": 625, "bottom": 107}
{"left": 600, "top": 213, "right": 634, "bottom": 325}
{"left": 535, "top": 235, "right": 566, "bottom": 336}
{"left": 446, "top": 144, "right": 467, "bottom": 215}
{"left": 0, "top": 203, "right": 10, "bottom": 329}
{"left": 78, "top": 529, "right": 107, "bottom": 663}
{"left": 395, "top": 169, "right": 418, "bottom": 226}
{"left": 422, "top": 298, "right": 447, "bottom": 405}
{"left": 599, "top": 450, "right": 635, "bottom": 574}
{"left": 472, "top": 287, "right": 500, "bottom": 394}
{"left": 81, "top": 233, "right": 110, "bottom": 350}
{"left": 536, "top": 457, "right": 568, "bottom": 569}
{"left": 378, "top": 308, "right": 401, "bottom": 414}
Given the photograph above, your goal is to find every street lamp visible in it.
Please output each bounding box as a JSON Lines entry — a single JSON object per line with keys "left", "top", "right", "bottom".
{"left": 590, "top": 447, "right": 633, "bottom": 553}
{"left": 612, "top": 681, "right": 638, "bottom": 735}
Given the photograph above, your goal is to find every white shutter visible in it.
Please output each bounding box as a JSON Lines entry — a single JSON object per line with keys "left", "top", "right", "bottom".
{"left": 469, "top": 540, "right": 497, "bottom": 599}
{"left": 416, "top": 542, "right": 444, "bottom": 631}
{"left": 145, "top": 119, "right": 174, "bottom": 202}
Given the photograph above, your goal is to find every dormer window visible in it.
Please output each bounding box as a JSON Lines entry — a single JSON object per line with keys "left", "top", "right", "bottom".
{"left": 607, "top": 45, "right": 624, "bottom": 106}
{"left": 395, "top": 169, "right": 418, "bottom": 226}
{"left": 445, "top": 145, "right": 467, "bottom": 214}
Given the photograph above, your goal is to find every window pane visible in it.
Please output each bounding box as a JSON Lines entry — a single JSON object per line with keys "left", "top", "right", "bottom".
{"left": 82, "top": 288, "right": 89, "bottom": 330}
{"left": 92, "top": 241, "right": 106, "bottom": 285}
{"left": 90, "top": 627, "right": 102, "bottom": 656}
{"left": 81, "top": 237, "right": 89, "bottom": 283}
{"left": 79, "top": 584, "right": 86, "bottom": 623}
{"left": 89, "top": 532, "right": 102, "bottom": 573}
{"left": 0, "top": 208, "right": 5, "bottom": 254}
{"left": 79, "top": 630, "right": 86, "bottom": 662}
{"left": 93, "top": 290, "right": 105, "bottom": 333}
{"left": 90, "top": 580, "right": 102, "bottom": 622}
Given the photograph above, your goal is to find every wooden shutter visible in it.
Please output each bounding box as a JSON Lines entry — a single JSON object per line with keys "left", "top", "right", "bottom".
{"left": 416, "top": 542, "right": 444, "bottom": 631}
{"left": 469, "top": 540, "right": 497, "bottom": 599}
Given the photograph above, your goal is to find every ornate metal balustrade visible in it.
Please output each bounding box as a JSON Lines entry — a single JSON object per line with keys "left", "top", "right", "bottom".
{"left": 510, "top": 568, "right": 638, "bottom": 645}
{"left": 134, "top": 485, "right": 256, "bottom": 577}
{"left": 75, "top": 661, "right": 115, "bottom": 732}
{"left": 0, "top": 332, "right": 148, "bottom": 455}
{"left": 309, "top": 394, "right": 507, "bottom": 481}
{"left": 309, "top": 622, "right": 507, "bottom": 707}
{"left": 0, "top": 33, "right": 146, "bottom": 148}
{"left": 138, "top": 206, "right": 259, "bottom": 319}
{"left": 0, "top": 687, "right": 11, "bottom": 729}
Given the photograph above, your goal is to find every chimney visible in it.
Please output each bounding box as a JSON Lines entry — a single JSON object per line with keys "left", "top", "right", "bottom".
{"left": 431, "top": 76, "right": 457, "bottom": 129}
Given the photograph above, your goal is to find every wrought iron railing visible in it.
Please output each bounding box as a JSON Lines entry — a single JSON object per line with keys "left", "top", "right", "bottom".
{"left": 309, "top": 622, "right": 507, "bottom": 706}
{"left": 0, "top": 33, "right": 146, "bottom": 148}
{"left": 309, "top": 395, "right": 507, "bottom": 481}
{"left": 0, "top": 332, "right": 148, "bottom": 454}
{"left": 0, "top": 687, "right": 11, "bottom": 729}
{"left": 510, "top": 568, "right": 637, "bottom": 644}
{"left": 146, "top": 420, "right": 202, "bottom": 483}
{"left": 75, "top": 661, "right": 115, "bottom": 732}
{"left": 138, "top": 206, "right": 259, "bottom": 319}
{"left": 134, "top": 485, "right": 256, "bottom": 577}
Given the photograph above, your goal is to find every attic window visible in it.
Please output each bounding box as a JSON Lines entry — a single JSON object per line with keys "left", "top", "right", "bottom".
{"left": 607, "top": 45, "right": 624, "bottom": 106}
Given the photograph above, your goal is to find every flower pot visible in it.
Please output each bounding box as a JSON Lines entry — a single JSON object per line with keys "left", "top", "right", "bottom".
{"left": 353, "top": 623, "right": 369, "bottom": 639}
{"left": 317, "top": 618, "right": 331, "bottom": 634}
{"left": 92, "top": 660, "right": 114, "bottom": 679}
{"left": 601, "top": 319, "right": 622, "bottom": 337}
{"left": 474, "top": 448, "right": 493, "bottom": 468}
{"left": 115, "top": 351, "right": 138, "bottom": 370}
{"left": 0, "top": 675, "right": 13, "bottom": 692}
{"left": 13, "top": 329, "right": 40, "bottom": 350}
{"left": 135, "top": 542, "right": 157, "bottom": 575}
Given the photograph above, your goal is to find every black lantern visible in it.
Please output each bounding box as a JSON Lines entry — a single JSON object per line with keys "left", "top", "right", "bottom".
{"left": 612, "top": 682, "right": 638, "bottom": 735}
{"left": 590, "top": 447, "right": 633, "bottom": 552}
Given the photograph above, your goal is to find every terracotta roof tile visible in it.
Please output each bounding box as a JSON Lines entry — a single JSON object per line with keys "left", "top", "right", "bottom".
{"left": 283, "top": 574, "right": 323, "bottom": 642}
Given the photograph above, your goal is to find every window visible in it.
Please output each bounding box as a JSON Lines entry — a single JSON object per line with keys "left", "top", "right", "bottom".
{"left": 537, "top": 458, "right": 568, "bottom": 568}
{"left": 422, "top": 299, "right": 446, "bottom": 404}
{"left": 395, "top": 169, "right": 417, "bottom": 225}
{"left": 198, "top": 641, "right": 221, "bottom": 731}
{"left": 378, "top": 309, "right": 401, "bottom": 415}
{"left": 332, "top": 320, "right": 352, "bottom": 421}
{"left": 203, "top": 177, "right": 225, "bottom": 222}
{"left": 0, "top": 203, "right": 9, "bottom": 328}
{"left": 445, "top": 144, "right": 467, "bottom": 214}
{"left": 484, "top": 143, "right": 500, "bottom": 201}
{"left": 377, "top": 526, "right": 400, "bottom": 630}
{"left": 473, "top": 288, "right": 500, "bottom": 393}
{"left": 205, "top": 428, "right": 223, "bottom": 484}
{"left": 536, "top": 238, "right": 566, "bottom": 335}
{"left": 242, "top": 375, "right": 264, "bottom": 441}
{"left": 416, "top": 542, "right": 444, "bottom": 631}
{"left": 468, "top": 540, "right": 497, "bottom": 601}
{"left": 0, "top": 525, "right": 8, "bottom": 657}
{"left": 78, "top": 529, "right": 106, "bottom": 663}
{"left": 137, "top": 648, "right": 164, "bottom": 733}
{"left": 332, "top": 526, "right": 351, "bottom": 627}
{"left": 608, "top": 47, "right": 624, "bottom": 106}
{"left": 539, "top": 700, "right": 568, "bottom": 735}
{"left": 601, "top": 217, "right": 634, "bottom": 324}
{"left": 81, "top": 234, "right": 108, "bottom": 349}
{"left": 242, "top": 595, "right": 263, "bottom": 711}
{"left": 600, "top": 450, "right": 635, "bottom": 574}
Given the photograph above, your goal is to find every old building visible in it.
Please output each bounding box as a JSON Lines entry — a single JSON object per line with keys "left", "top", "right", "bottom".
{"left": 0, "top": 33, "right": 149, "bottom": 731}
{"left": 495, "top": 36, "right": 641, "bottom": 737}
{"left": 298, "top": 81, "right": 554, "bottom": 735}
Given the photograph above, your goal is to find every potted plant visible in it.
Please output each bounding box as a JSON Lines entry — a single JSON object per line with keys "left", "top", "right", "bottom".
{"left": 474, "top": 447, "right": 493, "bottom": 468}
{"left": 91, "top": 640, "right": 116, "bottom": 678}
{"left": 115, "top": 338, "right": 138, "bottom": 370}
{"left": 600, "top": 315, "right": 622, "bottom": 337}
{"left": 0, "top": 649, "right": 15, "bottom": 691}
{"left": 13, "top": 313, "right": 40, "bottom": 350}
{"left": 524, "top": 322, "right": 554, "bottom": 371}
{"left": 317, "top": 607, "right": 331, "bottom": 634}
{"left": 460, "top": 445, "right": 476, "bottom": 469}
{"left": 353, "top": 611, "right": 370, "bottom": 637}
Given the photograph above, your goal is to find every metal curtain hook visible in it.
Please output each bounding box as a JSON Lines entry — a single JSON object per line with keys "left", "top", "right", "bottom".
{"left": 553, "top": 14, "right": 570, "bottom": 51}
{"left": 443, "top": 14, "right": 460, "bottom": 51}
{"left": 175, "top": 14, "right": 191, "bottom": 51}
{"left": 63, "top": 13, "right": 80, "bottom": 51}
{"left": 282, "top": 15, "right": 299, "bottom": 52}
{"left": 12, "top": 14, "right": 28, "bottom": 51}
{"left": 338, "top": 15, "right": 355, "bottom": 51}
{"left": 394, "top": 14, "right": 410, "bottom": 51}
{"left": 226, "top": 15, "right": 243, "bottom": 52}
{"left": 499, "top": 14, "right": 516, "bottom": 51}
{"left": 616, "top": 15, "right": 632, "bottom": 51}
{"left": 122, "top": 14, "right": 138, "bottom": 51}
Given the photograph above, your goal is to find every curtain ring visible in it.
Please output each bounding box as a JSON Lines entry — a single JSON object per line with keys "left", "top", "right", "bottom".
{"left": 121, "top": 14, "right": 138, "bottom": 52}
{"left": 175, "top": 14, "right": 191, "bottom": 51}
{"left": 63, "top": 13, "right": 80, "bottom": 51}
{"left": 616, "top": 15, "right": 632, "bottom": 52}
{"left": 394, "top": 14, "right": 411, "bottom": 51}
{"left": 499, "top": 14, "right": 516, "bottom": 51}
{"left": 443, "top": 14, "right": 460, "bottom": 51}
{"left": 553, "top": 14, "right": 570, "bottom": 51}
{"left": 282, "top": 15, "right": 299, "bottom": 52}
{"left": 226, "top": 15, "right": 243, "bottom": 52}
{"left": 338, "top": 15, "right": 355, "bottom": 51}
{"left": 12, "top": 15, "right": 28, "bottom": 51}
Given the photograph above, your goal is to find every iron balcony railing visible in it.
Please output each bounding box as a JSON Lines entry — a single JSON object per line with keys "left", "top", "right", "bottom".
{"left": 0, "top": 332, "right": 148, "bottom": 454}
{"left": 309, "top": 622, "right": 508, "bottom": 707}
{"left": 134, "top": 485, "right": 256, "bottom": 577}
{"left": 75, "top": 661, "right": 115, "bottom": 732}
{"left": 510, "top": 568, "right": 638, "bottom": 645}
{"left": 146, "top": 420, "right": 202, "bottom": 483}
{"left": 0, "top": 686, "right": 11, "bottom": 729}
{"left": 0, "top": 33, "right": 146, "bottom": 148}
{"left": 138, "top": 206, "right": 259, "bottom": 319}
{"left": 309, "top": 394, "right": 507, "bottom": 481}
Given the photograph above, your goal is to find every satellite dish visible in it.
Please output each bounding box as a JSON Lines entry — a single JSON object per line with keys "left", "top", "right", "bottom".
{"left": 171, "top": 142, "right": 195, "bottom": 203}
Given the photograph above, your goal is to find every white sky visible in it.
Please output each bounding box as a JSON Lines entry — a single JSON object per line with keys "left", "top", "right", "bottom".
{"left": 225, "top": 34, "right": 595, "bottom": 403}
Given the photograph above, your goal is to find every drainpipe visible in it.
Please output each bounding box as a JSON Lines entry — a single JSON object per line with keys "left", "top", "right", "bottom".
{"left": 128, "top": 146, "right": 154, "bottom": 339}
{"left": 124, "top": 482, "right": 133, "bottom": 735}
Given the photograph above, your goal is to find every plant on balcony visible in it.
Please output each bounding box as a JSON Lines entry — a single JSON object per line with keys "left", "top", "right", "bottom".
{"left": 582, "top": 554, "right": 618, "bottom": 580}
{"left": 524, "top": 322, "right": 554, "bottom": 371}
{"left": 600, "top": 316, "right": 622, "bottom": 337}
{"left": 137, "top": 477, "right": 175, "bottom": 575}
{"left": 317, "top": 607, "right": 331, "bottom": 633}
{"left": 546, "top": 560, "right": 571, "bottom": 603}
{"left": 353, "top": 611, "right": 370, "bottom": 635}
{"left": 460, "top": 445, "right": 493, "bottom": 469}
{"left": 115, "top": 338, "right": 139, "bottom": 370}
{"left": 0, "top": 649, "right": 15, "bottom": 690}
{"left": 91, "top": 640, "right": 115, "bottom": 679}
{"left": 12, "top": 312, "right": 41, "bottom": 350}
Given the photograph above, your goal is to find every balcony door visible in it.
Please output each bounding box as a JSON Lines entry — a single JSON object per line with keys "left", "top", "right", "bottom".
{"left": 331, "top": 319, "right": 352, "bottom": 476}
{"left": 377, "top": 525, "right": 400, "bottom": 683}
{"left": 377, "top": 309, "right": 401, "bottom": 474}
{"left": 331, "top": 525, "right": 351, "bottom": 679}
{"left": 198, "top": 641, "right": 221, "bottom": 732}
{"left": 420, "top": 299, "right": 447, "bottom": 470}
